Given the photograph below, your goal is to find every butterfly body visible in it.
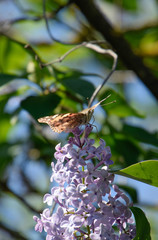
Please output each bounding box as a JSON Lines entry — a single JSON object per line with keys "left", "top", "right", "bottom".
{"left": 38, "top": 96, "right": 110, "bottom": 133}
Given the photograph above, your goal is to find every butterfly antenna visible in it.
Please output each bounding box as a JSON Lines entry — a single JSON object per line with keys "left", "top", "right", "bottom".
{"left": 98, "top": 94, "right": 111, "bottom": 104}
{"left": 91, "top": 94, "right": 111, "bottom": 110}
{"left": 101, "top": 100, "right": 116, "bottom": 107}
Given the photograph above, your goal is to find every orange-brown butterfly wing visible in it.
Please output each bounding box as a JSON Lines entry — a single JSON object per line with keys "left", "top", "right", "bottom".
{"left": 38, "top": 96, "right": 112, "bottom": 133}
{"left": 38, "top": 113, "right": 86, "bottom": 133}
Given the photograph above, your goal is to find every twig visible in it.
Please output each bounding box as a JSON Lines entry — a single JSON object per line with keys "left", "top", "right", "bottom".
{"left": 41, "top": 41, "right": 88, "bottom": 67}
{"left": 5, "top": 36, "right": 116, "bottom": 105}
{"left": 41, "top": 40, "right": 113, "bottom": 65}
{"left": 86, "top": 44, "right": 117, "bottom": 107}
{"left": 42, "top": 0, "right": 55, "bottom": 42}
{"left": 42, "top": 0, "right": 73, "bottom": 44}
{"left": 41, "top": 40, "right": 117, "bottom": 105}
{"left": 5, "top": 36, "right": 116, "bottom": 107}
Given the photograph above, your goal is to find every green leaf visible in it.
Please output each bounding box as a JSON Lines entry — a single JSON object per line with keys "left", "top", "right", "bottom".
{"left": 0, "top": 36, "right": 31, "bottom": 73}
{"left": 114, "top": 138, "right": 140, "bottom": 166}
{"left": 117, "top": 184, "right": 138, "bottom": 203}
{"left": 30, "top": 133, "right": 55, "bottom": 165}
{"left": 121, "top": 0, "right": 137, "bottom": 11}
{"left": 0, "top": 74, "right": 22, "bottom": 87}
{"left": 100, "top": 89, "right": 144, "bottom": 118}
{"left": 123, "top": 124, "right": 158, "bottom": 147}
{"left": 0, "top": 118, "right": 12, "bottom": 143}
{"left": 131, "top": 207, "right": 151, "bottom": 240}
{"left": 144, "top": 149, "right": 158, "bottom": 161}
{"left": 53, "top": 67, "right": 98, "bottom": 99}
{"left": 0, "top": 94, "right": 12, "bottom": 116}
{"left": 116, "top": 160, "right": 158, "bottom": 187}
{"left": 21, "top": 94, "right": 61, "bottom": 119}
{"left": 0, "top": 78, "right": 41, "bottom": 95}
{"left": 62, "top": 77, "right": 95, "bottom": 99}
{"left": 54, "top": 67, "right": 102, "bottom": 79}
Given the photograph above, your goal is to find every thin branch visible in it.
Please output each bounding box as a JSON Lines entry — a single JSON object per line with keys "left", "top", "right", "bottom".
{"left": 86, "top": 43, "right": 117, "bottom": 107}
{"left": 2, "top": 34, "right": 116, "bottom": 107}
{"left": 25, "top": 39, "right": 117, "bottom": 105}
{"left": 42, "top": 0, "right": 73, "bottom": 44}
{"left": 41, "top": 41, "right": 89, "bottom": 67}
{"left": 0, "top": 17, "right": 41, "bottom": 35}
{"left": 41, "top": 40, "right": 117, "bottom": 106}
{"left": 41, "top": 40, "right": 114, "bottom": 66}
{"left": 42, "top": 0, "right": 55, "bottom": 42}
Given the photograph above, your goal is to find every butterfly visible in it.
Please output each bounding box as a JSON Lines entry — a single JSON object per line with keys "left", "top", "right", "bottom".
{"left": 38, "top": 95, "right": 111, "bottom": 133}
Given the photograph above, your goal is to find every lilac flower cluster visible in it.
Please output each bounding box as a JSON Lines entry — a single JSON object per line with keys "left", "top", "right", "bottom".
{"left": 34, "top": 126, "right": 136, "bottom": 240}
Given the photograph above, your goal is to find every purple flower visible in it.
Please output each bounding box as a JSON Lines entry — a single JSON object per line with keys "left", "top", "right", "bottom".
{"left": 84, "top": 162, "right": 100, "bottom": 184}
{"left": 54, "top": 143, "right": 72, "bottom": 162}
{"left": 33, "top": 216, "right": 43, "bottom": 233}
{"left": 34, "top": 125, "right": 136, "bottom": 239}
{"left": 90, "top": 224, "right": 119, "bottom": 240}
{"left": 50, "top": 162, "right": 67, "bottom": 185}
{"left": 61, "top": 215, "right": 84, "bottom": 236}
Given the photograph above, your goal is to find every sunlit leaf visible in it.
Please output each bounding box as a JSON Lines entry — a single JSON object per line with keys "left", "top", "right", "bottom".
{"left": 121, "top": 0, "right": 137, "bottom": 11}
{"left": 105, "top": 0, "right": 137, "bottom": 11}
{"left": 116, "top": 160, "right": 158, "bottom": 187}
{"left": 0, "top": 118, "right": 12, "bottom": 143}
{"left": 0, "top": 36, "right": 31, "bottom": 74}
{"left": 0, "top": 94, "right": 12, "bottom": 115}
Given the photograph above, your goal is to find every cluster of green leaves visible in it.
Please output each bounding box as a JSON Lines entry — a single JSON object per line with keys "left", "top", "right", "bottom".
{"left": 0, "top": 36, "right": 157, "bottom": 239}
{"left": 0, "top": 0, "right": 158, "bottom": 239}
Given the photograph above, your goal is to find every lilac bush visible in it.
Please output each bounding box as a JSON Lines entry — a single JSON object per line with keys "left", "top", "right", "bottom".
{"left": 34, "top": 125, "right": 136, "bottom": 239}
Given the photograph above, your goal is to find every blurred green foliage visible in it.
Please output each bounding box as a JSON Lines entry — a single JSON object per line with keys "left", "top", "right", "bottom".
{"left": 0, "top": 0, "right": 158, "bottom": 239}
